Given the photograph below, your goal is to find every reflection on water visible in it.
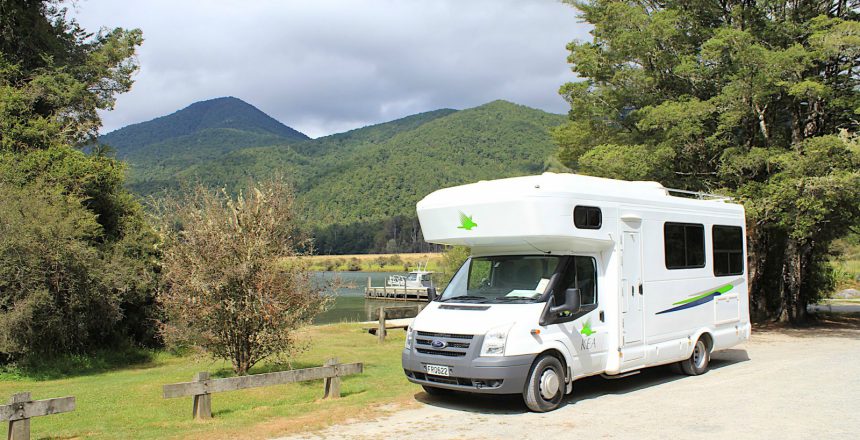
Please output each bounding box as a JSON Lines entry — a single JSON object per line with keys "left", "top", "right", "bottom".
{"left": 313, "top": 271, "right": 428, "bottom": 324}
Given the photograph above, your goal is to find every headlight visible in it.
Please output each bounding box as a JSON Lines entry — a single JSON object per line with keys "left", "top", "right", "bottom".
{"left": 405, "top": 326, "right": 414, "bottom": 349}
{"left": 480, "top": 323, "right": 513, "bottom": 357}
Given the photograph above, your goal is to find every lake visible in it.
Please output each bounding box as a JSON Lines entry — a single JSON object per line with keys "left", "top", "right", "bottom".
{"left": 313, "top": 271, "right": 429, "bottom": 324}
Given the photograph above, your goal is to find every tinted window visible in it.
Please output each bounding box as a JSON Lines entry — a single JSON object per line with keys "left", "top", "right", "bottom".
{"left": 574, "top": 206, "right": 602, "bottom": 229}
{"left": 556, "top": 256, "right": 597, "bottom": 305}
{"left": 713, "top": 225, "right": 744, "bottom": 276}
{"left": 664, "top": 223, "right": 705, "bottom": 269}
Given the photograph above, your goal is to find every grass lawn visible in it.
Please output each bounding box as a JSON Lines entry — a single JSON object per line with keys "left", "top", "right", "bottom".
{"left": 0, "top": 324, "right": 418, "bottom": 439}
{"left": 302, "top": 253, "right": 443, "bottom": 273}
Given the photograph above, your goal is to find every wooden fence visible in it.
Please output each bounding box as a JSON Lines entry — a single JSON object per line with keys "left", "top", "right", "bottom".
{"left": 0, "top": 392, "right": 75, "bottom": 440}
{"left": 375, "top": 305, "right": 421, "bottom": 343}
{"left": 162, "top": 358, "right": 363, "bottom": 419}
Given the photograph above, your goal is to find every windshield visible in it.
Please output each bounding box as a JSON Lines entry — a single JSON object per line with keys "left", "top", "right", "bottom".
{"left": 440, "top": 255, "right": 563, "bottom": 303}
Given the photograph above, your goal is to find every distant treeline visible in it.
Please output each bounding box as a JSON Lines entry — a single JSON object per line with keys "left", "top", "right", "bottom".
{"left": 313, "top": 215, "right": 441, "bottom": 255}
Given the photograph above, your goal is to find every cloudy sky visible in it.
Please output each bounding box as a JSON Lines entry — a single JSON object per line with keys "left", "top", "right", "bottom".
{"left": 71, "top": 0, "right": 590, "bottom": 138}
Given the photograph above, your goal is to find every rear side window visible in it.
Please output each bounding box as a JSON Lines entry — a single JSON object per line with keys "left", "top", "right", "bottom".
{"left": 573, "top": 206, "right": 602, "bottom": 229}
{"left": 713, "top": 225, "right": 744, "bottom": 276}
{"left": 664, "top": 223, "right": 705, "bottom": 269}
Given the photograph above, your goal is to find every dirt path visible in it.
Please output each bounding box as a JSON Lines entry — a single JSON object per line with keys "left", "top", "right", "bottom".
{"left": 277, "top": 323, "right": 860, "bottom": 440}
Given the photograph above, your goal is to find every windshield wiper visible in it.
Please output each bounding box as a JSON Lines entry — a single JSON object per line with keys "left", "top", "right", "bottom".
{"left": 492, "top": 296, "right": 538, "bottom": 303}
{"left": 440, "top": 295, "right": 488, "bottom": 303}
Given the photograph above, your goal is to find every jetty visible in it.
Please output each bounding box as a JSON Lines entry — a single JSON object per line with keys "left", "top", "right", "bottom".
{"left": 364, "top": 277, "right": 431, "bottom": 301}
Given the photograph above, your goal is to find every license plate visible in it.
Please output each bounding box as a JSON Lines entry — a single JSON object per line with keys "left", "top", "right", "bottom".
{"left": 425, "top": 364, "right": 450, "bottom": 376}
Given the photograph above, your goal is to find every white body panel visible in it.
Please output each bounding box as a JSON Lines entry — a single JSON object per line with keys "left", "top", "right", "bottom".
{"left": 409, "top": 173, "right": 751, "bottom": 387}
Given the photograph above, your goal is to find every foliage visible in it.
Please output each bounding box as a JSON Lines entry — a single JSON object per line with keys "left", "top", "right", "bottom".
{"left": 438, "top": 246, "right": 471, "bottom": 288}
{"left": 557, "top": 0, "right": 860, "bottom": 322}
{"left": 155, "top": 179, "right": 334, "bottom": 375}
{"left": 0, "top": 1, "right": 158, "bottom": 357}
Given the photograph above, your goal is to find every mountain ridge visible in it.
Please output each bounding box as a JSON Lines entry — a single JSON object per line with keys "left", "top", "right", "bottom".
{"left": 106, "top": 97, "right": 567, "bottom": 253}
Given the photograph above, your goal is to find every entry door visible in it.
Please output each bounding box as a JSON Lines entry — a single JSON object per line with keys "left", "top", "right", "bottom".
{"left": 621, "top": 231, "right": 644, "bottom": 351}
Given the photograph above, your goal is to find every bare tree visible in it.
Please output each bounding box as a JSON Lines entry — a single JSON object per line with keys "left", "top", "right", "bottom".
{"left": 155, "top": 179, "right": 333, "bottom": 375}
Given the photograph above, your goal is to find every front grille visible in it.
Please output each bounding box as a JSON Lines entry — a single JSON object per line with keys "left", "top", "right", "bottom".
{"left": 415, "top": 339, "right": 470, "bottom": 349}
{"left": 416, "top": 348, "right": 466, "bottom": 357}
{"left": 413, "top": 331, "right": 474, "bottom": 357}
{"left": 416, "top": 331, "right": 474, "bottom": 340}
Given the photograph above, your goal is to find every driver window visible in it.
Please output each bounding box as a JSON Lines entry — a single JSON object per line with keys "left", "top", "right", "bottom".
{"left": 556, "top": 256, "right": 597, "bottom": 306}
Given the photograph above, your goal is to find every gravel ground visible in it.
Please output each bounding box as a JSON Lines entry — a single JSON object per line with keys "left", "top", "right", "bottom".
{"left": 277, "top": 322, "right": 860, "bottom": 440}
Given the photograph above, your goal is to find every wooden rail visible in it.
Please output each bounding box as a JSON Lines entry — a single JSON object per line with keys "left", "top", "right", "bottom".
{"left": 0, "top": 392, "right": 75, "bottom": 440}
{"left": 162, "top": 358, "right": 363, "bottom": 419}
{"left": 372, "top": 306, "right": 422, "bottom": 342}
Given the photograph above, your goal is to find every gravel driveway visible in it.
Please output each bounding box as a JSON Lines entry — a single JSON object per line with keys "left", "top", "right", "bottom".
{"left": 278, "top": 322, "right": 859, "bottom": 440}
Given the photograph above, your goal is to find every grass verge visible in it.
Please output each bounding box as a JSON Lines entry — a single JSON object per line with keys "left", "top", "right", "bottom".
{"left": 0, "top": 324, "right": 417, "bottom": 440}
{"left": 301, "top": 253, "right": 443, "bottom": 273}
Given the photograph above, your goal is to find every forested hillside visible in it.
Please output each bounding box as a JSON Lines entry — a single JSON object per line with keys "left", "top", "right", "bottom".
{"left": 103, "top": 99, "right": 566, "bottom": 253}
{"left": 99, "top": 97, "right": 310, "bottom": 194}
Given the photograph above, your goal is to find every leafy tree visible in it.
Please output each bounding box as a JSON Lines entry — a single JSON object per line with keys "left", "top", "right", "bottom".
{"left": 556, "top": 1, "right": 860, "bottom": 322}
{"left": 155, "top": 179, "right": 333, "bottom": 375}
{"left": 0, "top": 1, "right": 157, "bottom": 357}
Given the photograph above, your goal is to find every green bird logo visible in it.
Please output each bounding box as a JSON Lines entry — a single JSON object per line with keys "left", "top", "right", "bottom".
{"left": 457, "top": 212, "right": 478, "bottom": 230}
{"left": 580, "top": 319, "right": 596, "bottom": 337}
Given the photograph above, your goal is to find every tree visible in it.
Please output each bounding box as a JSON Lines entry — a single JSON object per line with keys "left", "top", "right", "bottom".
{"left": 156, "top": 179, "right": 333, "bottom": 375}
{"left": 556, "top": 1, "right": 860, "bottom": 323}
{"left": 0, "top": 1, "right": 157, "bottom": 357}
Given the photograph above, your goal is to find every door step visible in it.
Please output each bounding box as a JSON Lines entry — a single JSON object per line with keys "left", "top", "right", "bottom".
{"left": 600, "top": 370, "right": 640, "bottom": 380}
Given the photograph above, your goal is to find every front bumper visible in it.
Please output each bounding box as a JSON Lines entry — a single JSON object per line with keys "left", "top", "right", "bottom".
{"left": 402, "top": 347, "right": 535, "bottom": 394}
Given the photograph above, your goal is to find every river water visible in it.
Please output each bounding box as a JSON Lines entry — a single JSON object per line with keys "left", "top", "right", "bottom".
{"left": 313, "top": 271, "right": 429, "bottom": 324}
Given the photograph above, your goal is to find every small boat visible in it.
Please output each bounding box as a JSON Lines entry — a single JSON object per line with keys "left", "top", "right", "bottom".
{"left": 367, "top": 263, "right": 435, "bottom": 301}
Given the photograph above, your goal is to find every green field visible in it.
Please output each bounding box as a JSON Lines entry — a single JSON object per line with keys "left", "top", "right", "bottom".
{"left": 0, "top": 324, "right": 416, "bottom": 440}
{"left": 832, "top": 239, "right": 860, "bottom": 293}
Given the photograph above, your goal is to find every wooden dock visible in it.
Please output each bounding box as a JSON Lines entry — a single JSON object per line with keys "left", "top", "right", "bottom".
{"left": 364, "top": 277, "right": 430, "bottom": 301}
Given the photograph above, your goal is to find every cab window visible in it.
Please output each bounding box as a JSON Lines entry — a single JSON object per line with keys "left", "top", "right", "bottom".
{"left": 555, "top": 256, "right": 597, "bottom": 306}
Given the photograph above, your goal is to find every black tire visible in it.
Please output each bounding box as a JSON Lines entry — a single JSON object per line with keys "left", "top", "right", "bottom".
{"left": 422, "top": 385, "right": 452, "bottom": 396}
{"left": 523, "top": 354, "right": 565, "bottom": 412}
{"left": 679, "top": 337, "right": 710, "bottom": 376}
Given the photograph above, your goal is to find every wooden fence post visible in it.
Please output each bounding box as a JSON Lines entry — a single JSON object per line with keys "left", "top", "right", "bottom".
{"left": 7, "top": 392, "right": 29, "bottom": 440}
{"left": 377, "top": 307, "right": 387, "bottom": 343}
{"left": 322, "top": 358, "right": 340, "bottom": 399}
{"left": 192, "top": 372, "right": 212, "bottom": 420}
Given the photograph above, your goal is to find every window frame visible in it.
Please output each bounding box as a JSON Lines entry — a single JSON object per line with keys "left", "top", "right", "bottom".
{"left": 712, "top": 225, "right": 745, "bottom": 276}
{"left": 573, "top": 205, "right": 602, "bottom": 230}
{"left": 663, "top": 222, "right": 706, "bottom": 270}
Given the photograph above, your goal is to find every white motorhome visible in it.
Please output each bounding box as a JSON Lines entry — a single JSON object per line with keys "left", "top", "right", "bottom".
{"left": 402, "top": 173, "right": 750, "bottom": 412}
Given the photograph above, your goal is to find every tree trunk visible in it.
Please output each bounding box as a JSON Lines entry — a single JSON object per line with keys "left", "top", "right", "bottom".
{"left": 780, "top": 238, "right": 808, "bottom": 324}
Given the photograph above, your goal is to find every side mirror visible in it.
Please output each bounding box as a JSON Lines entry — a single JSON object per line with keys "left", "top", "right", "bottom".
{"left": 549, "top": 288, "right": 581, "bottom": 316}
{"left": 427, "top": 287, "right": 438, "bottom": 302}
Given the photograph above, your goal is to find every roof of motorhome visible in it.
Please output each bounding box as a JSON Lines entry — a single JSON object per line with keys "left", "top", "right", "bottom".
{"left": 418, "top": 173, "right": 743, "bottom": 211}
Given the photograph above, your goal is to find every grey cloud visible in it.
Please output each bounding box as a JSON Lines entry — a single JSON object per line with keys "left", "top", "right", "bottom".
{"left": 72, "top": 0, "right": 590, "bottom": 138}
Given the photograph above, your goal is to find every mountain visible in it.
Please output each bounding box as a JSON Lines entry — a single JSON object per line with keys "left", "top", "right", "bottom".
{"left": 111, "top": 98, "right": 567, "bottom": 253}
{"left": 98, "top": 97, "right": 309, "bottom": 191}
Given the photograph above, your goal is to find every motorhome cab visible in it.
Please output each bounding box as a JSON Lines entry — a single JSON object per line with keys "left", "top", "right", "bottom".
{"left": 402, "top": 173, "right": 750, "bottom": 412}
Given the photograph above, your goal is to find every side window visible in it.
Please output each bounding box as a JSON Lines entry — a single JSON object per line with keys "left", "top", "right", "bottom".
{"left": 573, "top": 206, "right": 602, "bottom": 229}
{"left": 557, "top": 256, "right": 597, "bottom": 306}
{"left": 664, "top": 222, "right": 705, "bottom": 269}
{"left": 713, "top": 225, "right": 744, "bottom": 276}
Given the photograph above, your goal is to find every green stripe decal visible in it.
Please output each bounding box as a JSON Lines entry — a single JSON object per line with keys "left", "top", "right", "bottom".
{"left": 671, "top": 283, "right": 734, "bottom": 306}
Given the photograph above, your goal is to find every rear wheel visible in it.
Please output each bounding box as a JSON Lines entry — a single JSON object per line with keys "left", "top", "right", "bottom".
{"left": 422, "top": 385, "right": 452, "bottom": 396}
{"left": 679, "top": 338, "right": 710, "bottom": 376}
{"left": 523, "top": 354, "right": 565, "bottom": 412}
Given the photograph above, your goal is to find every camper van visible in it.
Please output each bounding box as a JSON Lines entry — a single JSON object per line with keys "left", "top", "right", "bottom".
{"left": 401, "top": 173, "right": 750, "bottom": 412}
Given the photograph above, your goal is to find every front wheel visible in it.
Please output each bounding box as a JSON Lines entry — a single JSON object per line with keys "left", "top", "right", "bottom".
{"left": 679, "top": 338, "right": 710, "bottom": 376}
{"left": 523, "top": 354, "right": 565, "bottom": 412}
